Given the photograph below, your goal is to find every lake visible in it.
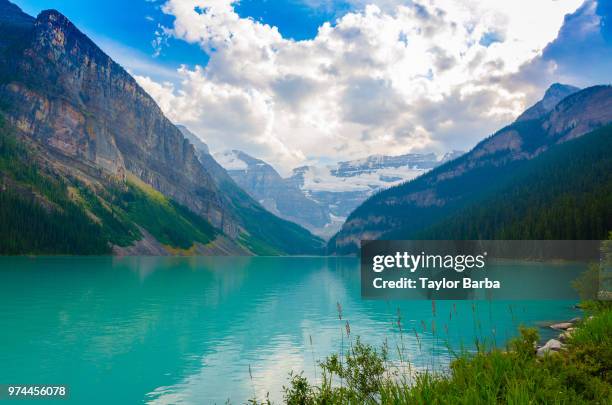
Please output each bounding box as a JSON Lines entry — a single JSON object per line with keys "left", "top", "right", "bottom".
{"left": 0, "top": 257, "right": 582, "bottom": 404}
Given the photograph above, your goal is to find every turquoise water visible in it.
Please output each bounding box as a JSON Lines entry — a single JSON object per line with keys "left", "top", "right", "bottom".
{"left": 0, "top": 257, "right": 581, "bottom": 404}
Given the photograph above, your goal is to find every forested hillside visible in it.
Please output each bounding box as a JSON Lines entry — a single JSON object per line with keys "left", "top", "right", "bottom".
{"left": 414, "top": 124, "right": 612, "bottom": 240}
{"left": 0, "top": 1, "right": 324, "bottom": 255}
{"left": 0, "top": 116, "right": 221, "bottom": 254}
{"left": 329, "top": 85, "right": 612, "bottom": 254}
{"left": 0, "top": 117, "right": 111, "bottom": 254}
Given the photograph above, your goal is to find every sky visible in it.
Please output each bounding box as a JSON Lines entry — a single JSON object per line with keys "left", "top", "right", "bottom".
{"left": 12, "top": 0, "right": 612, "bottom": 174}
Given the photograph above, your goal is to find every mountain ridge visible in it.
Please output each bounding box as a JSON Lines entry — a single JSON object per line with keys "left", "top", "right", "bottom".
{"left": 213, "top": 147, "right": 464, "bottom": 238}
{"left": 0, "top": 1, "right": 324, "bottom": 255}
{"left": 215, "top": 149, "right": 331, "bottom": 232}
{"left": 414, "top": 124, "right": 612, "bottom": 240}
{"left": 516, "top": 83, "right": 580, "bottom": 122}
{"left": 328, "top": 84, "right": 612, "bottom": 254}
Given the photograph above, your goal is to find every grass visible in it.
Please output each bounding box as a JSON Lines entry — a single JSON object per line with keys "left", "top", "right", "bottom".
{"left": 121, "top": 179, "right": 218, "bottom": 249}
{"left": 78, "top": 174, "right": 219, "bottom": 250}
{"left": 247, "top": 302, "right": 612, "bottom": 404}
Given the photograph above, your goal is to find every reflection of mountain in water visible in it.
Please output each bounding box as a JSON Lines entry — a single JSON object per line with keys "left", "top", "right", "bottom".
{"left": 0, "top": 257, "right": 582, "bottom": 403}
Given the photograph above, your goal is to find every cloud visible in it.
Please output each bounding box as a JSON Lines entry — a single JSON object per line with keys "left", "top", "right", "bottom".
{"left": 135, "top": 0, "right": 586, "bottom": 174}
{"left": 496, "top": 0, "right": 611, "bottom": 108}
{"left": 539, "top": 0, "right": 612, "bottom": 86}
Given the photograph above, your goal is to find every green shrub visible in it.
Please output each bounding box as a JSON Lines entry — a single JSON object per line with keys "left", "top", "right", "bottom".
{"left": 252, "top": 307, "right": 612, "bottom": 405}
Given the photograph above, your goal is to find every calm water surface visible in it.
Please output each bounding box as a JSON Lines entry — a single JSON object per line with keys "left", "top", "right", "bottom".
{"left": 0, "top": 257, "right": 581, "bottom": 404}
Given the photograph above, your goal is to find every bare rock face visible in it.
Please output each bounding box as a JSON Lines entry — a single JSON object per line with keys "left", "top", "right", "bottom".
{"left": 0, "top": 7, "right": 234, "bottom": 234}
{"left": 0, "top": 1, "right": 324, "bottom": 255}
{"left": 545, "top": 86, "right": 612, "bottom": 142}
{"left": 212, "top": 148, "right": 461, "bottom": 239}
{"left": 177, "top": 125, "right": 210, "bottom": 157}
{"left": 216, "top": 150, "right": 331, "bottom": 231}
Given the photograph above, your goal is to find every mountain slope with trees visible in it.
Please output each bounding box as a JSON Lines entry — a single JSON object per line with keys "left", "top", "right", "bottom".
{"left": 414, "top": 124, "right": 612, "bottom": 240}
{"left": 0, "top": 0, "right": 323, "bottom": 255}
{"left": 329, "top": 85, "right": 612, "bottom": 254}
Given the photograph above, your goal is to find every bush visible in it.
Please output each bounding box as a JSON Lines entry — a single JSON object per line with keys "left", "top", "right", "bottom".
{"left": 252, "top": 306, "right": 612, "bottom": 404}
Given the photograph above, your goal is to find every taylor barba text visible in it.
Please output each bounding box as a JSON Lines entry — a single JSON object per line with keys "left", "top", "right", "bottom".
{"left": 372, "top": 277, "right": 500, "bottom": 290}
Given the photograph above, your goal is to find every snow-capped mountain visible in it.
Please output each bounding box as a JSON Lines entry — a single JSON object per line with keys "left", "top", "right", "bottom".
{"left": 217, "top": 150, "right": 464, "bottom": 238}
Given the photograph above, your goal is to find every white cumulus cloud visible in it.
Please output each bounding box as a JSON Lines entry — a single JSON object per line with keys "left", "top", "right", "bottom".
{"left": 136, "top": 0, "right": 583, "bottom": 174}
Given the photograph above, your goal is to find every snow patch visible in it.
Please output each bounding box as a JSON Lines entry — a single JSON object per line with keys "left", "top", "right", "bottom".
{"left": 299, "top": 165, "right": 427, "bottom": 193}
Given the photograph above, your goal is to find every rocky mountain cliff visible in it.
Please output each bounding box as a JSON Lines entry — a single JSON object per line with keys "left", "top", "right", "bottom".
{"left": 0, "top": 1, "right": 323, "bottom": 255}
{"left": 329, "top": 84, "right": 612, "bottom": 254}
{"left": 175, "top": 126, "right": 325, "bottom": 254}
{"left": 416, "top": 124, "right": 612, "bottom": 241}
{"left": 0, "top": 7, "right": 228, "bottom": 227}
{"left": 215, "top": 150, "right": 330, "bottom": 232}
{"left": 177, "top": 125, "right": 209, "bottom": 157}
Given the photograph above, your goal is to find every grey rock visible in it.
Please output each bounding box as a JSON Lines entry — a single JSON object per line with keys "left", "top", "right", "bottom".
{"left": 0, "top": 3, "right": 323, "bottom": 254}
{"left": 550, "top": 322, "right": 573, "bottom": 330}
{"left": 177, "top": 125, "right": 209, "bottom": 156}
{"left": 215, "top": 149, "right": 463, "bottom": 238}
{"left": 216, "top": 150, "right": 330, "bottom": 231}
{"left": 537, "top": 339, "right": 563, "bottom": 356}
{"left": 0, "top": 8, "right": 229, "bottom": 230}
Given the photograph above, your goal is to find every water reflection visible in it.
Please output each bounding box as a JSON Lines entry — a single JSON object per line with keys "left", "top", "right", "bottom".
{"left": 0, "top": 257, "right": 581, "bottom": 404}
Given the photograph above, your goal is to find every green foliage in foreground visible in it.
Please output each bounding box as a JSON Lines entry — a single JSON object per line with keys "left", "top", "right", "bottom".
{"left": 251, "top": 305, "right": 612, "bottom": 404}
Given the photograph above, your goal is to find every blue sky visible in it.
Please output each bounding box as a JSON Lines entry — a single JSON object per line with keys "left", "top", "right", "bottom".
{"left": 10, "top": 0, "right": 612, "bottom": 172}
{"left": 12, "top": 0, "right": 355, "bottom": 82}
{"left": 14, "top": 0, "right": 208, "bottom": 81}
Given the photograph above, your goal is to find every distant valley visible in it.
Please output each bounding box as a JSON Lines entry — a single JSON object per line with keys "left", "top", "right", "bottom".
{"left": 211, "top": 148, "right": 463, "bottom": 238}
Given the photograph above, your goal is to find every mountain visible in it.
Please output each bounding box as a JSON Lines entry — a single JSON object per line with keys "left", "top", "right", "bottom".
{"left": 329, "top": 84, "right": 612, "bottom": 254}
{"left": 0, "top": 1, "right": 323, "bottom": 255}
{"left": 214, "top": 149, "right": 462, "bottom": 238}
{"left": 215, "top": 150, "right": 330, "bottom": 232}
{"left": 516, "top": 83, "right": 580, "bottom": 122}
{"left": 417, "top": 124, "right": 612, "bottom": 240}
{"left": 176, "top": 127, "right": 325, "bottom": 255}
{"left": 177, "top": 125, "right": 209, "bottom": 156}
{"left": 287, "top": 152, "right": 463, "bottom": 236}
